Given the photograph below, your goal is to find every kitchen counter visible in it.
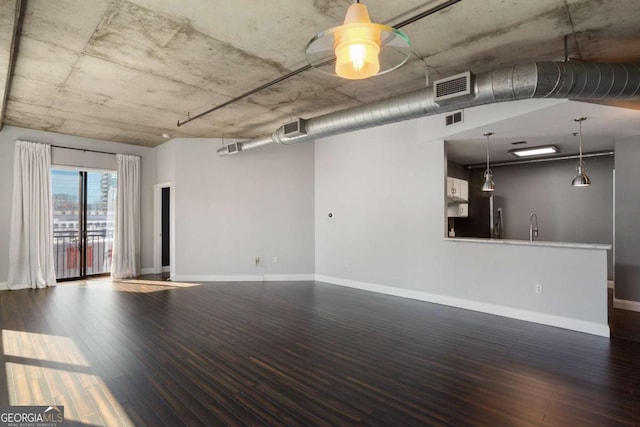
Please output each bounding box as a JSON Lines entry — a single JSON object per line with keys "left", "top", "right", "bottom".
{"left": 441, "top": 236, "right": 610, "bottom": 337}
{"left": 445, "top": 237, "right": 611, "bottom": 251}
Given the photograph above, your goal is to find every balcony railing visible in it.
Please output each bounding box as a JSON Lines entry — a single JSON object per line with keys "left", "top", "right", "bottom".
{"left": 53, "top": 229, "right": 113, "bottom": 279}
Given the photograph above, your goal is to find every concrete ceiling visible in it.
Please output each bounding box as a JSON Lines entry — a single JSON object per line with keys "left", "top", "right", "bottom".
{"left": 1, "top": 0, "right": 640, "bottom": 147}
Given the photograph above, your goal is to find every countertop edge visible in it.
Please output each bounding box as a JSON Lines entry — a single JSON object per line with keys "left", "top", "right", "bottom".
{"left": 443, "top": 237, "right": 612, "bottom": 251}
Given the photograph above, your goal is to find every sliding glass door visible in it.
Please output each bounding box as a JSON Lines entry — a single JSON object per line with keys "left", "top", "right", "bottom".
{"left": 51, "top": 169, "right": 117, "bottom": 280}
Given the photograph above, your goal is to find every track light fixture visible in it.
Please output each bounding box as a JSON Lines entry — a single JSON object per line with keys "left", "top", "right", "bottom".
{"left": 571, "top": 117, "right": 591, "bottom": 187}
{"left": 481, "top": 132, "right": 496, "bottom": 192}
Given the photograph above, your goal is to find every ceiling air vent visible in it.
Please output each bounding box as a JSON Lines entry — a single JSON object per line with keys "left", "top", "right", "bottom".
{"left": 434, "top": 71, "right": 475, "bottom": 104}
{"left": 283, "top": 118, "right": 307, "bottom": 137}
{"left": 226, "top": 142, "right": 242, "bottom": 154}
{"left": 445, "top": 111, "right": 463, "bottom": 126}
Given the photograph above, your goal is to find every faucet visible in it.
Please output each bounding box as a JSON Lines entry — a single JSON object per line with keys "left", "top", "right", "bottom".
{"left": 529, "top": 213, "right": 539, "bottom": 242}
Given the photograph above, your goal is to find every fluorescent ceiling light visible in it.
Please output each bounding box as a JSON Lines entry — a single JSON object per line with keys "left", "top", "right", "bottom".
{"left": 510, "top": 145, "right": 559, "bottom": 157}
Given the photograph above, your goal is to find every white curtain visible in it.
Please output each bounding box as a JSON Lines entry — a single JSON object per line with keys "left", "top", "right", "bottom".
{"left": 8, "top": 141, "right": 57, "bottom": 289}
{"left": 111, "top": 154, "right": 141, "bottom": 279}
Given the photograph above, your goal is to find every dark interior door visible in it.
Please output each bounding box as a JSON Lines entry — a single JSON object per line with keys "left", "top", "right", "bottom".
{"left": 161, "top": 187, "right": 170, "bottom": 267}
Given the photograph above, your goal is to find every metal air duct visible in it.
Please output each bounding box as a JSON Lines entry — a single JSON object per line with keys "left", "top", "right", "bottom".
{"left": 217, "top": 62, "right": 640, "bottom": 156}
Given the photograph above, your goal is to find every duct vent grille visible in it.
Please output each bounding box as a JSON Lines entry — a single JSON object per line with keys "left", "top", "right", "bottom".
{"left": 434, "top": 71, "right": 475, "bottom": 104}
{"left": 437, "top": 77, "right": 467, "bottom": 97}
{"left": 283, "top": 118, "right": 307, "bottom": 137}
{"left": 227, "top": 142, "right": 242, "bottom": 154}
{"left": 445, "top": 111, "right": 463, "bottom": 126}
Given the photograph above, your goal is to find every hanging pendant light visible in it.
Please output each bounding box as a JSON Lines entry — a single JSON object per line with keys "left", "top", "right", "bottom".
{"left": 481, "top": 132, "right": 496, "bottom": 192}
{"left": 305, "top": 1, "right": 411, "bottom": 80}
{"left": 571, "top": 117, "right": 591, "bottom": 187}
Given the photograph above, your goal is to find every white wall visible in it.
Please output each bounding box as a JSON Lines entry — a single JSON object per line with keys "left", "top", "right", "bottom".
{"left": 168, "top": 139, "right": 314, "bottom": 281}
{"left": 315, "top": 120, "right": 436, "bottom": 287}
{"left": 0, "top": 125, "right": 156, "bottom": 284}
{"left": 314, "top": 118, "right": 608, "bottom": 336}
{"left": 155, "top": 139, "right": 175, "bottom": 184}
{"left": 0, "top": 128, "right": 13, "bottom": 285}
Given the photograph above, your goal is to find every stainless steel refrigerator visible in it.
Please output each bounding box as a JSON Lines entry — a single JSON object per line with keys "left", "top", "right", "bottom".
{"left": 456, "top": 195, "right": 505, "bottom": 239}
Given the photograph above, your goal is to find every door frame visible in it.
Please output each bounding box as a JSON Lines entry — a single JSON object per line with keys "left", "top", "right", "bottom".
{"left": 52, "top": 166, "right": 117, "bottom": 281}
{"left": 154, "top": 182, "right": 175, "bottom": 278}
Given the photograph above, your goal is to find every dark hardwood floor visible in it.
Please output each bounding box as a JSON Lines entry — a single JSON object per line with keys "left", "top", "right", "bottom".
{"left": 0, "top": 276, "right": 639, "bottom": 426}
{"left": 609, "top": 288, "right": 640, "bottom": 343}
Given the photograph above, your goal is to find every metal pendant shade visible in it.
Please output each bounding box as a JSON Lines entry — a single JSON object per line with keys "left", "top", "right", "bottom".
{"left": 481, "top": 170, "right": 496, "bottom": 192}
{"left": 572, "top": 118, "right": 591, "bottom": 187}
{"left": 482, "top": 132, "right": 495, "bottom": 192}
{"left": 571, "top": 161, "right": 591, "bottom": 187}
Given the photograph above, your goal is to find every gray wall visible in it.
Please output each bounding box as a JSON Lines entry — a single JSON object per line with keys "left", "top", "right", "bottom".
{"left": 447, "top": 160, "right": 468, "bottom": 180}
{"left": 314, "top": 116, "right": 609, "bottom": 335}
{"left": 0, "top": 125, "right": 156, "bottom": 284}
{"left": 155, "top": 139, "right": 175, "bottom": 184}
{"left": 467, "top": 156, "right": 614, "bottom": 279}
{"left": 0, "top": 129, "right": 13, "bottom": 285}
{"left": 614, "top": 137, "right": 640, "bottom": 302}
{"left": 171, "top": 138, "right": 315, "bottom": 279}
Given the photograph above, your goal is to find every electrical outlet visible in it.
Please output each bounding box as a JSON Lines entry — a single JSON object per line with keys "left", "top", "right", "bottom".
{"left": 273, "top": 256, "right": 279, "bottom": 264}
{"left": 255, "top": 256, "right": 260, "bottom": 266}
{"left": 535, "top": 284, "right": 543, "bottom": 294}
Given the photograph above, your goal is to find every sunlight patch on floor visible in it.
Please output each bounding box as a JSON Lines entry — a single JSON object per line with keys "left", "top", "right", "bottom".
{"left": 62, "top": 277, "right": 201, "bottom": 294}
{"left": 2, "top": 329, "right": 134, "bottom": 426}
{"left": 116, "top": 279, "right": 200, "bottom": 287}
{"left": 3, "top": 330, "right": 90, "bottom": 367}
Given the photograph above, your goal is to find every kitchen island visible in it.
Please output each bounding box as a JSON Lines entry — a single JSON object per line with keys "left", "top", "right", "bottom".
{"left": 441, "top": 237, "right": 610, "bottom": 337}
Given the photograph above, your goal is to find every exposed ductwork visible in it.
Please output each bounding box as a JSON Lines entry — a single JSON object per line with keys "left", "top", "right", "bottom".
{"left": 217, "top": 61, "right": 640, "bottom": 156}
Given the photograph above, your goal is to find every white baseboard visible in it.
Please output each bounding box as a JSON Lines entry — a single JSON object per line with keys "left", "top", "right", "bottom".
{"left": 608, "top": 280, "right": 614, "bottom": 289}
{"left": 263, "top": 274, "right": 315, "bottom": 281}
{"left": 162, "top": 266, "right": 170, "bottom": 273}
{"left": 173, "top": 274, "right": 315, "bottom": 283}
{"left": 613, "top": 298, "right": 640, "bottom": 312}
{"left": 173, "top": 275, "right": 264, "bottom": 282}
{"left": 315, "top": 274, "right": 610, "bottom": 338}
{"left": 140, "top": 268, "right": 156, "bottom": 275}
{"left": 0, "top": 283, "right": 55, "bottom": 291}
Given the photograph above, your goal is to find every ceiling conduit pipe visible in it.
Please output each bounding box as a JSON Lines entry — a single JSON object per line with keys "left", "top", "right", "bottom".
{"left": 217, "top": 61, "right": 640, "bottom": 156}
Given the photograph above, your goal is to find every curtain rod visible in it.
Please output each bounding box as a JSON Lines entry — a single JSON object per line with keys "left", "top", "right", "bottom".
{"left": 50, "top": 144, "right": 117, "bottom": 156}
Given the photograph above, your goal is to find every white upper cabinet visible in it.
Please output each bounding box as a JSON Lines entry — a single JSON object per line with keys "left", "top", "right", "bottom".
{"left": 447, "top": 177, "right": 468, "bottom": 203}
{"left": 447, "top": 203, "right": 468, "bottom": 218}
